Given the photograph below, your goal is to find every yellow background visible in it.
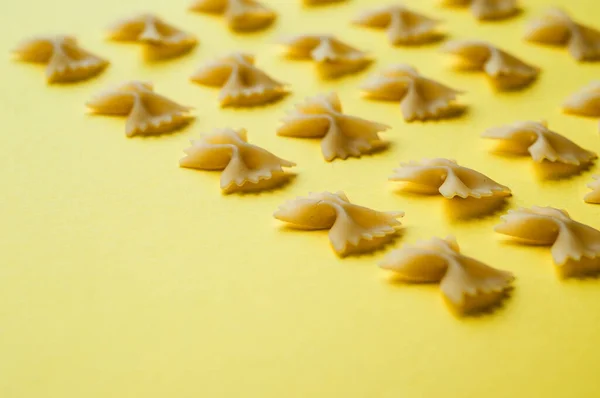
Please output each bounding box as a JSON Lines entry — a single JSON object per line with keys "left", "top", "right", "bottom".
{"left": 2, "top": 0, "right": 600, "bottom": 397}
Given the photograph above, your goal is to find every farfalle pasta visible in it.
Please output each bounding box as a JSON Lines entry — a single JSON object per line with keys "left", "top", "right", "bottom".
{"left": 87, "top": 81, "right": 193, "bottom": 137}
{"left": 353, "top": 5, "right": 442, "bottom": 45}
{"left": 361, "top": 64, "right": 463, "bottom": 121}
{"left": 190, "top": 53, "right": 288, "bottom": 107}
{"left": 13, "top": 35, "right": 108, "bottom": 83}
{"left": 190, "top": 0, "right": 276, "bottom": 31}
{"left": 563, "top": 82, "right": 600, "bottom": 131}
{"left": 441, "top": 0, "right": 519, "bottom": 21}
{"left": 585, "top": 176, "right": 600, "bottom": 204}
{"left": 525, "top": 8, "right": 600, "bottom": 62}
{"left": 380, "top": 236, "right": 514, "bottom": 314}
{"left": 277, "top": 92, "right": 389, "bottom": 161}
{"left": 274, "top": 191, "right": 403, "bottom": 256}
{"left": 390, "top": 158, "right": 511, "bottom": 199}
{"left": 495, "top": 207, "right": 600, "bottom": 277}
{"left": 281, "top": 35, "right": 371, "bottom": 78}
{"left": 180, "top": 128, "right": 295, "bottom": 193}
{"left": 107, "top": 14, "right": 197, "bottom": 60}
{"left": 442, "top": 40, "right": 539, "bottom": 90}
{"left": 482, "top": 121, "right": 597, "bottom": 167}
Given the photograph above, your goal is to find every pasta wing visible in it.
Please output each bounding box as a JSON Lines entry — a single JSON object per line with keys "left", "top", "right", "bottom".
{"left": 277, "top": 93, "right": 389, "bottom": 161}
{"left": 389, "top": 158, "right": 511, "bottom": 199}
{"left": 585, "top": 176, "right": 600, "bottom": 204}
{"left": 275, "top": 192, "right": 403, "bottom": 256}
{"left": 563, "top": 81, "right": 600, "bottom": 118}
{"left": 13, "top": 36, "right": 108, "bottom": 83}
{"left": 482, "top": 121, "right": 597, "bottom": 166}
{"left": 180, "top": 128, "right": 295, "bottom": 193}
{"left": 190, "top": 53, "right": 288, "bottom": 107}
{"left": 87, "top": 81, "right": 193, "bottom": 137}
{"left": 190, "top": 0, "right": 276, "bottom": 31}
{"left": 380, "top": 236, "right": 514, "bottom": 314}
{"left": 442, "top": 0, "right": 519, "bottom": 20}
{"left": 353, "top": 5, "right": 441, "bottom": 45}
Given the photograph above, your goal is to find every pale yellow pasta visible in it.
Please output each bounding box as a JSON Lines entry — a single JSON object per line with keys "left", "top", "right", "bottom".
{"left": 87, "top": 81, "right": 194, "bottom": 137}
{"left": 274, "top": 191, "right": 403, "bottom": 256}
{"left": 353, "top": 5, "right": 441, "bottom": 45}
{"left": 389, "top": 158, "right": 511, "bottom": 199}
{"left": 585, "top": 176, "right": 600, "bottom": 204}
{"left": 277, "top": 92, "right": 389, "bottom": 161}
{"left": 442, "top": 0, "right": 519, "bottom": 21}
{"left": 13, "top": 35, "right": 108, "bottom": 83}
{"left": 482, "top": 121, "right": 597, "bottom": 166}
{"left": 190, "top": 53, "right": 288, "bottom": 107}
{"left": 107, "top": 14, "right": 197, "bottom": 60}
{"left": 361, "top": 64, "right": 463, "bottom": 121}
{"left": 495, "top": 207, "right": 600, "bottom": 277}
{"left": 380, "top": 236, "right": 514, "bottom": 314}
{"left": 442, "top": 40, "right": 539, "bottom": 90}
{"left": 180, "top": 128, "right": 295, "bottom": 193}
{"left": 190, "top": 0, "right": 276, "bottom": 31}
{"left": 525, "top": 8, "right": 600, "bottom": 62}
{"left": 281, "top": 35, "right": 371, "bottom": 78}
{"left": 563, "top": 82, "right": 600, "bottom": 131}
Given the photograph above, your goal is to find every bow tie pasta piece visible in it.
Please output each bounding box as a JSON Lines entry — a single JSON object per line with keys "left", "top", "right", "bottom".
{"left": 585, "top": 176, "right": 600, "bottom": 204}
{"left": 281, "top": 35, "right": 371, "bottom": 78}
{"left": 441, "top": 0, "right": 519, "bottom": 21}
{"left": 13, "top": 35, "right": 108, "bottom": 83}
{"left": 190, "top": 53, "right": 288, "bottom": 107}
{"left": 353, "top": 5, "right": 442, "bottom": 45}
{"left": 190, "top": 0, "right": 276, "bottom": 31}
{"left": 482, "top": 121, "right": 597, "bottom": 166}
{"left": 274, "top": 192, "right": 403, "bottom": 256}
{"left": 87, "top": 81, "right": 194, "bottom": 137}
{"left": 180, "top": 128, "right": 295, "bottom": 193}
{"left": 442, "top": 40, "right": 539, "bottom": 90}
{"left": 361, "top": 64, "right": 464, "bottom": 121}
{"left": 525, "top": 8, "right": 600, "bottom": 62}
{"left": 495, "top": 207, "right": 600, "bottom": 277}
{"left": 390, "top": 158, "right": 511, "bottom": 199}
{"left": 380, "top": 236, "right": 514, "bottom": 314}
{"left": 277, "top": 92, "right": 389, "bottom": 161}
{"left": 107, "top": 14, "right": 197, "bottom": 60}
{"left": 563, "top": 81, "right": 600, "bottom": 131}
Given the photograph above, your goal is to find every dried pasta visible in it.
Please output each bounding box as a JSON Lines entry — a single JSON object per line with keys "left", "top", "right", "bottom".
{"left": 274, "top": 191, "right": 403, "bottom": 256}
{"left": 281, "top": 35, "right": 371, "bottom": 78}
{"left": 482, "top": 121, "right": 597, "bottom": 166}
{"left": 442, "top": 40, "right": 539, "bottom": 90}
{"left": 107, "top": 14, "right": 197, "bottom": 60}
{"left": 190, "top": 53, "right": 288, "bottom": 107}
{"left": 277, "top": 92, "right": 389, "bottom": 161}
{"left": 380, "top": 236, "right": 514, "bottom": 314}
{"left": 389, "top": 158, "right": 511, "bottom": 199}
{"left": 190, "top": 0, "right": 276, "bottom": 31}
{"left": 87, "top": 81, "right": 194, "bottom": 137}
{"left": 563, "top": 81, "right": 600, "bottom": 131}
{"left": 361, "top": 64, "right": 463, "bottom": 121}
{"left": 525, "top": 8, "right": 600, "bottom": 62}
{"left": 353, "top": 5, "right": 442, "bottom": 45}
{"left": 441, "top": 0, "right": 519, "bottom": 21}
{"left": 495, "top": 207, "right": 600, "bottom": 277}
{"left": 180, "top": 128, "right": 295, "bottom": 193}
{"left": 13, "top": 35, "right": 108, "bottom": 83}
{"left": 585, "top": 176, "right": 600, "bottom": 204}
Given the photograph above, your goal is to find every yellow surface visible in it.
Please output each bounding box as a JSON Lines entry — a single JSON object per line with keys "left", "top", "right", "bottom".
{"left": 2, "top": 0, "right": 600, "bottom": 397}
